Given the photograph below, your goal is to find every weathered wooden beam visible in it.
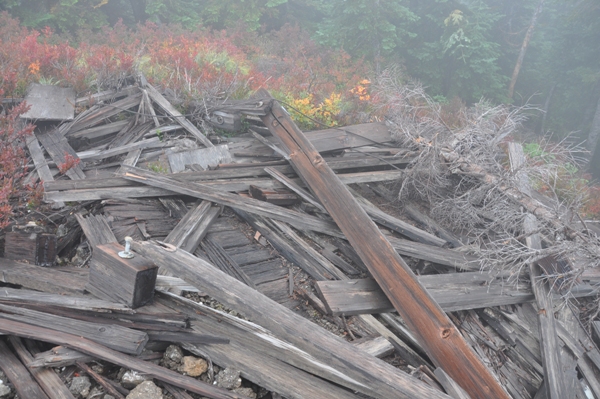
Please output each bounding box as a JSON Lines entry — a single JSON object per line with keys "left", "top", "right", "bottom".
{"left": 0, "top": 319, "right": 249, "bottom": 399}
{"left": 509, "top": 142, "right": 567, "bottom": 399}
{"left": 9, "top": 337, "right": 76, "bottom": 399}
{"left": 0, "top": 304, "right": 148, "bottom": 355}
{"left": 132, "top": 240, "right": 451, "bottom": 399}
{"left": 145, "top": 83, "right": 214, "bottom": 147}
{"left": 119, "top": 165, "right": 343, "bottom": 237}
{"left": 0, "top": 339, "right": 50, "bottom": 399}
{"left": 314, "top": 274, "right": 535, "bottom": 315}
{"left": 259, "top": 91, "right": 509, "bottom": 399}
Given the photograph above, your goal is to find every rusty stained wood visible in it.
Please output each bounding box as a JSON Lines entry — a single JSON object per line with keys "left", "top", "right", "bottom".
{"left": 259, "top": 91, "right": 510, "bottom": 399}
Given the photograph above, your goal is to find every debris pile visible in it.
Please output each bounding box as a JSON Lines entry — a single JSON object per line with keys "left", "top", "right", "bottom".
{"left": 1, "top": 77, "right": 600, "bottom": 399}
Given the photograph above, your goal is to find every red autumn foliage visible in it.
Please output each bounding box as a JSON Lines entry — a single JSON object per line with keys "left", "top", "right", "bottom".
{"left": 57, "top": 152, "right": 81, "bottom": 175}
{"left": 0, "top": 95, "right": 35, "bottom": 229}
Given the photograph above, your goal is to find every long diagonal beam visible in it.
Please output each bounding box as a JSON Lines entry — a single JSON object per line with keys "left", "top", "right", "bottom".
{"left": 258, "top": 91, "right": 510, "bottom": 399}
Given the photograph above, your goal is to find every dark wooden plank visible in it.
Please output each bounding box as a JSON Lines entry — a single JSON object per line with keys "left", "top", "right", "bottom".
{"left": 67, "top": 92, "right": 142, "bottom": 134}
{"left": 0, "top": 339, "right": 50, "bottom": 399}
{"left": 0, "top": 318, "right": 249, "bottom": 399}
{"left": 201, "top": 238, "right": 257, "bottom": 289}
{"left": 9, "top": 337, "right": 76, "bottom": 399}
{"left": 120, "top": 165, "right": 343, "bottom": 237}
{"left": 0, "top": 304, "right": 148, "bottom": 355}
{"left": 68, "top": 119, "right": 130, "bottom": 140}
{"left": 131, "top": 240, "right": 452, "bottom": 399}
{"left": 87, "top": 242, "right": 158, "bottom": 308}
{"left": 226, "top": 245, "right": 275, "bottom": 266}
{"left": 259, "top": 91, "right": 508, "bottom": 399}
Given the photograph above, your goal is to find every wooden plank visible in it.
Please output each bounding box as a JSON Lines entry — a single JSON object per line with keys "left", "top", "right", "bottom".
{"left": 314, "top": 274, "right": 535, "bottom": 315}
{"left": 29, "top": 345, "right": 94, "bottom": 368}
{"left": 0, "top": 287, "right": 133, "bottom": 313}
{"left": 164, "top": 201, "right": 212, "bottom": 248}
{"left": 509, "top": 142, "right": 568, "bottom": 399}
{"left": 77, "top": 137, "right": 167, "bottom": 161}
{"left": 259, "top": 91, "right": 508, "bottom": 399}
{"left": 353, "top": 336, "right": 395, "bottom": 358}
{"left": 168, "top": 145, "right": 232, "bottom": 173}
{"left": 67, "top": 119, "right": 130, "bottom": 140}
{"left": 157, "top": 296, "right": 363, "bottom": 399}
{"left": 264, "top": 166, "right": 326, "bottom": 211}
{"left": 36, "top": 127, "right": 86, "bottom": 180}
{"left": 434, "top": 368, "right": 472, "bottom": 399}
{"left": 350, "top": 190, "right": 447, "bottom": 247}
{"left": 294, "top": 123, "right": 392, "bottom": 152}
{"left": 404, "top": 204, "right": 463, "bottom": 248}
{"left": 68, "top": 92, "right": 142, "bottom": 134}
{"left": 75, "top": 213, "right": 117, "bottom": 248}
{"left": 386, "top": 236, "right": 480, "bottom": 270}
{"left": 9, "top": 337, "right": 76, "bottom": 399}
{"left": 145, "top": 83, "right": 213, "bottom": 147}
{"left": 131, "top": 240, "right": 452, "bottom": 399}
{"left": 0, "top": 304, "right": 149, "bottom": 355}
{"left": 0, "top": 339, "right": 50, "bottom": 399}
{"left": 0, "top": 318, "right": 249, "bottom": 399}
{"left": 0, "top": 258, "right": 87, "bottom": 295}
{"left": 120, "top": 165, "right": 343, "bottom": 237}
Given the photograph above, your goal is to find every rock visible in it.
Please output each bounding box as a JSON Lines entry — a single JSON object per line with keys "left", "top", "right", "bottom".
{"left": 125, "top": 381, "right": 163, "bottom": 399}
{"left": 162, "top": 345, "right": 183, "bottom": 369}
{"left": 0, "top": 383, "right": 11, "bottom": 398}
{"left": 69, "top": 376, "right": 91, "bottom": 398}
{"left": 233, "top": 387, "right": 257, "bottom": 398}
{"left": 177, "top": 356, "right": 208, "bottom": 377}
{"left": 121, "top": 370, "right": 151, "bottom": 389}
{"left": 215, "top": 367, "right": 241, "bottom": 390}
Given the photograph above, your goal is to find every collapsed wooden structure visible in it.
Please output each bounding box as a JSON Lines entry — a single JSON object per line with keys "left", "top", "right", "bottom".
{"left": 1, "top": 81, "right": 600, "bottom": 399}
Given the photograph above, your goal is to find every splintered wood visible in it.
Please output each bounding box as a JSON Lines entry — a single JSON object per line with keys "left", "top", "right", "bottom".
{"left": 1, "top": 83, "right": 599, "bottom": 399}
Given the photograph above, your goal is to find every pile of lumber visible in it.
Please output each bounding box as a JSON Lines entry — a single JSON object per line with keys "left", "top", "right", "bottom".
{"left": 1, "top": 81, "right": 600, "bottom": 399}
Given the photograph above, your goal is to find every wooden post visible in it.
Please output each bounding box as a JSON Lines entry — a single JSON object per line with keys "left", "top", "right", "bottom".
{"left": 86, "top": 242, "right": 157, "bottom": 308}
{"left": 258, "top": 90, "right": 510, "bottom": 399}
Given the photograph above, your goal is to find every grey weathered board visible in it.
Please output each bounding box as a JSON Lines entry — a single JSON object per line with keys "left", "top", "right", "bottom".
{"left": 0, "top": 339, "right": 50, "bottom": 399}
{"left": 36, "top": 126, "right": 86, "bottom": 180}
{"left": 168, "top": 145, "right": 232, "bottom": 173}
{"left": 0, "top": 258, "right": 87, "bottom": 295}
{"left": 0, "top": 304, "right": 148, "bottom": 355}
{"left": 132, "top": 240, "right": 452, "bottom": 399}
{"left": 21, "top": 83, "right": 75, "bottom": 121}
{"left": 314, "top": 274, "right": 535, "bottom": 315}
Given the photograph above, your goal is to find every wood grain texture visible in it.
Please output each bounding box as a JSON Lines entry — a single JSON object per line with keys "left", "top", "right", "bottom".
{"left": 132, "top": 240, "right": 451, "bottom": 399}
{"left": 259, "top": 91, "right": 509, "bottom": 399}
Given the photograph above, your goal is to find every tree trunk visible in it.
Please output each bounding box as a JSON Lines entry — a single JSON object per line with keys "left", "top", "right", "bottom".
{"left": 508, "top": 0, "right": 546, "bottom": 99}
{"left": 536, "top": 82, "right": 556, "bottom": 134}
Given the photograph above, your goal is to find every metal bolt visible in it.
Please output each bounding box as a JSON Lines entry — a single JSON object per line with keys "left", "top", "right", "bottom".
{"left": 118, "top": 236, "right": 134, "bottom": 259}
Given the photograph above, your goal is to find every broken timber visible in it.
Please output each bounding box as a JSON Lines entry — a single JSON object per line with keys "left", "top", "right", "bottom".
{"left": 132, "top": 240, "right": 451, "bottom": 399}
{"left": 258, "top": 90, "right": 510, "bottom": 399}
